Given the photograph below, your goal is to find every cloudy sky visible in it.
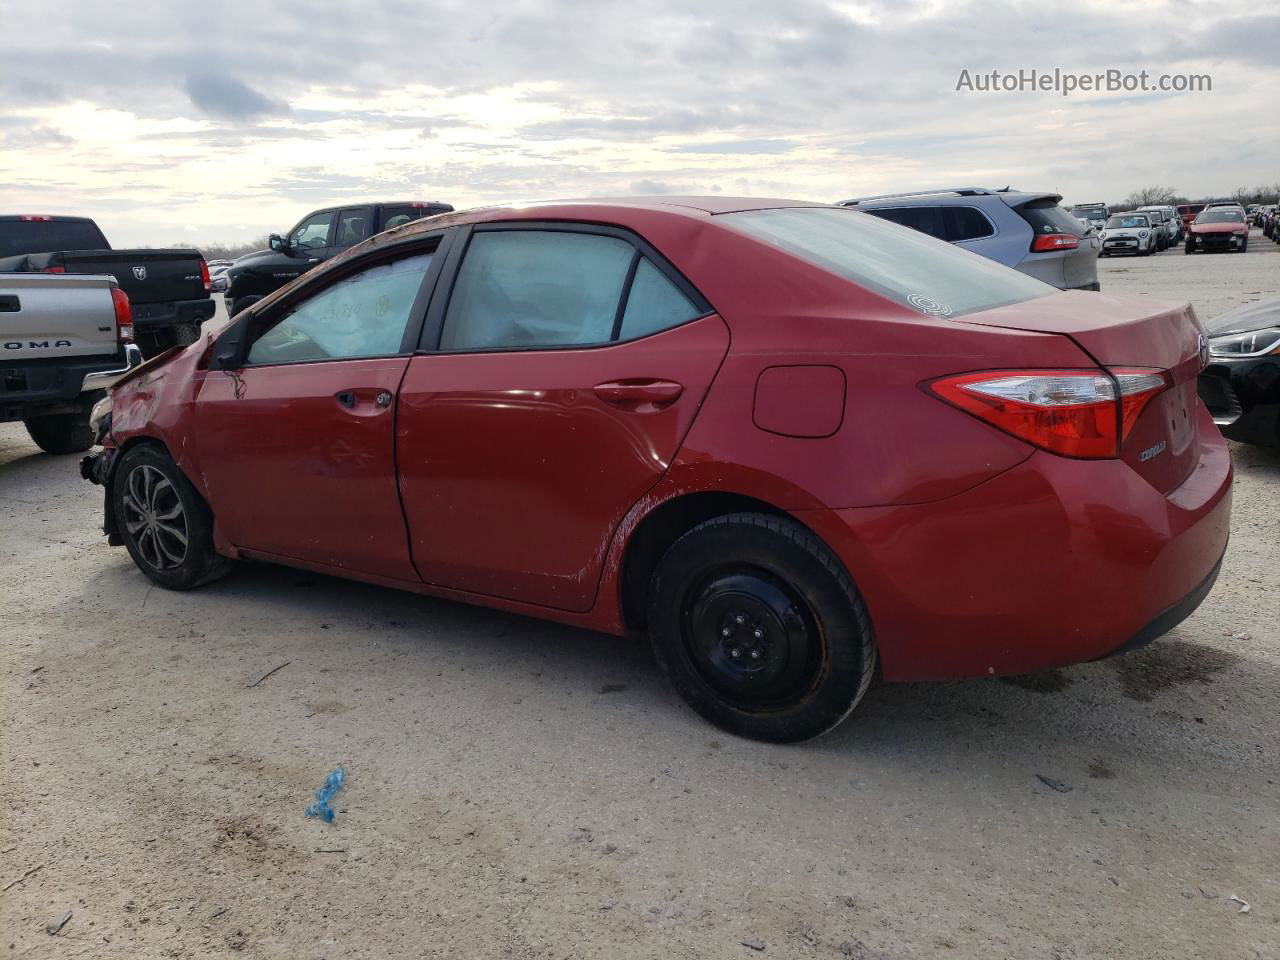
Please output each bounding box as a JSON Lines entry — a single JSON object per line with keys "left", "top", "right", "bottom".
{"left": 1, "top": 0, "right": 1276, "bottom": 247}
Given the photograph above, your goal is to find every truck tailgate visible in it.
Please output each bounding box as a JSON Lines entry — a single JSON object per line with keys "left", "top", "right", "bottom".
{"left": 0, "top": 273, "right": 119, "bottom": 359}
{"left": 58, "top": 249, "right": 206, "bottom": 305}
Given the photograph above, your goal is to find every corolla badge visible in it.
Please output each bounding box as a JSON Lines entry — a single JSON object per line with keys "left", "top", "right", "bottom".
{"left": 132, "top": 265, "right": 147, "bottom": 280}
{"left": 1139, "top": 440, "right": 1168, "bottom": 462}
{"left": 1197, "top": 333, "right": 1209, "bottom": 369}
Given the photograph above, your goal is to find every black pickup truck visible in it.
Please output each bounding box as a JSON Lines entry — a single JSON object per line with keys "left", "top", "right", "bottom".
{"left": 0, "top": 215, "right": 214, "bottom": 358}
{"left": 224, "top": 200, "right": 452, "bottom": 316}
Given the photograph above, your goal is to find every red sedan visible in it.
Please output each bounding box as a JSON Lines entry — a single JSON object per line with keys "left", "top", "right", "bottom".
{"left": 1185, "top": 207, "right": 1250, "bottom": 254}
{"left": 82, "top": 198, "right": 1231, "bottom": 742}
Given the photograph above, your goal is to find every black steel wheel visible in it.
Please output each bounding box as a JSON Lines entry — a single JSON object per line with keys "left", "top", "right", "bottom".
{"left": 648, "top": 512, "right": 876, "bottom": 742}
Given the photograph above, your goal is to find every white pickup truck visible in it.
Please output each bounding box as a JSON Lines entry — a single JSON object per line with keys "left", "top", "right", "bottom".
{"left": 1, "top": 272, "right": 142, "bottom": 453}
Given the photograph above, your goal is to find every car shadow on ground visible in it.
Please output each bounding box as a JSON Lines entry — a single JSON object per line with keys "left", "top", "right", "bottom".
{"left": 85, "top": 543, "right": 1274, "bottom": 777}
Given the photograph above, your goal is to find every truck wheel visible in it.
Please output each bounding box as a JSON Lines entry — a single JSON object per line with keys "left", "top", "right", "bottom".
{"left": 112, "top": 444, "right": 233, "bottom": 590}
{"left": 24, "top": 409, "right": 95, "bottom": 455}
{"left": 228, "top": 295, "right": 262, "bottom": 318}
{"left": 647, "top": 512, "right": 877, "bottom": 743}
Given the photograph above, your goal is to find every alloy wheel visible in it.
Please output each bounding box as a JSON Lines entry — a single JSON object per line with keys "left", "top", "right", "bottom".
{"left": 121, "top": 464, "right": 189, "bottom": 571}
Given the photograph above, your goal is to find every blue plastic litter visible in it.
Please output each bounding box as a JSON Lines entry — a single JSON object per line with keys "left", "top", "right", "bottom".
{"left": 304, "top": 767, "right": 346, "bottom": 823}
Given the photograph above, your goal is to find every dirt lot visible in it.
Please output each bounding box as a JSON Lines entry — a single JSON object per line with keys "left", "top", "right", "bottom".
{"left": 2, "top": 234, "right": 1278, "bottom": 959}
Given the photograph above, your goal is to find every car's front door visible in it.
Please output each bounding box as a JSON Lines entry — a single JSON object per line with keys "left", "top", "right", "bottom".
{"left": 396, "top": 224, "right": 730, "bottom": 611}
{"left": 193, "top": 236, "right": 448, "bottom": 580}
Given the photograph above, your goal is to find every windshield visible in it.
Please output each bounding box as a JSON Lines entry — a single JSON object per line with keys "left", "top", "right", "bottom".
{"left": 725, "top": 207, "right": 1054, "bottom": 318}
{"left": 1106, "top": 215, "right": 1150, "bottom": 229}
{"left": 1196, "top": 210, "right": 1245, "bottom": 224}
{"left": 1072, "top": 207, "right": 1107, "bottom": 220}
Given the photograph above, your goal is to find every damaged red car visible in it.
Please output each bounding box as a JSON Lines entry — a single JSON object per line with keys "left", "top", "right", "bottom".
{"left": 82, "top": 198, "right": 1231, "bottom": 742}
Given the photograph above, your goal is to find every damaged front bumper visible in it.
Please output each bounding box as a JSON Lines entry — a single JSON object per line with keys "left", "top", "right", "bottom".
{"left": 80, "top": 446, "right": 123, "bottom": 544}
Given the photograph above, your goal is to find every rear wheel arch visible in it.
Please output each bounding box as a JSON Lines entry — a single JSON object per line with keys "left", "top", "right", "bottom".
{"left": 620, "top": 490, "right": 826, "bottom": 631}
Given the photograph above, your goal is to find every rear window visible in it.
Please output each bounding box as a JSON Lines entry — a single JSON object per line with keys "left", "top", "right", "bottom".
{"left": 0, "top": 219, "right": 109, "bottom": 258}
{"left": 379, "top": 204, "right": 441, "bottom": 232}
{"left": 725, "top": 207, "right": 1054, "bottom": 319}
{"left": 1019, "top": 200, "right": 1086, "bottom": 237}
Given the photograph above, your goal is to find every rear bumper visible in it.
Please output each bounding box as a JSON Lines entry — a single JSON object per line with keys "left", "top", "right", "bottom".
{"left": 81, "top": 343, "right": 143, "bottom": 392}
{"left": 132, "top": 296, "right": 216, "bottom": 330}
{"left": 0, "top": 351, "right": 128, "bottom": 422}
{"left": 801, "top": 423, "right": 1233, "bottom": 681}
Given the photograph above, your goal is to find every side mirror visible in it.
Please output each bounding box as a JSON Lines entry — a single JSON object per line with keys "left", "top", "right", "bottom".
{"left": 269, "top": 233, "right": 289, "bottom": 254}
{"left": 209, "top": 312, "right": 252, "bottom": 371}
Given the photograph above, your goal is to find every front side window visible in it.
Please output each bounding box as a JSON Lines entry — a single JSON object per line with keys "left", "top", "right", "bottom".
{"left": 440, "top": 231, "right": 634, "bottom": 350}
{"left": 289, "top": 212, "right": 334, "bottom": 250}
{"left": 247, "top": 252, "right": 432, "bottom": 365}
{"left": 726, "top": 207, "right": 1053, "bottom": 319}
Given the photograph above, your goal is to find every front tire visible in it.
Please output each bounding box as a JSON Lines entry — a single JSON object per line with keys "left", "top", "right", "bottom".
{"left": 24, "top": 408, "right": 94, "bottom": 454}
{"left": 647, "top": 513, "right": 876, "bottom": 743}
{"left": 112, "top": 445, "right": 233, "bottom": 590}
{"left": 228, "top": 294, "right": 263, "bottom": 318}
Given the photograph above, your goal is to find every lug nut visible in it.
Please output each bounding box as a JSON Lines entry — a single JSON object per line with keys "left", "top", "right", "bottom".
{"left": 734, "top": 615, "right": 746, "bottom": 625}
{"left": 750, "top": 650, "right": 760, "bottom": 660}
{"left": 731, "top": 647, "right": 742, "bottom": 659}
{"left": 753, "top": 628, "right": 763, "bottom": 639}
{"left": 721, "top": 627, "right": 731, "bottom": 636}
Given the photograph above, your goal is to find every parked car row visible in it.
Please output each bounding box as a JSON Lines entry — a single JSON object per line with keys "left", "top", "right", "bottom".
{"left": 75, "top": 195, "right": 1230, "bottom": 741}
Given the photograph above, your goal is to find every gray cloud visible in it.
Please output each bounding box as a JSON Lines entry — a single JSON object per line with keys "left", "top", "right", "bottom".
{"left": 185, "top": 72, "right": 289, "bottom": 120}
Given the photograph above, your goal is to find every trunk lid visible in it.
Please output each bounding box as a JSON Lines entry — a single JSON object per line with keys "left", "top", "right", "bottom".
{"left": 960, "top": 291, "right": 1207, "bottom": 493}
{"left": 58, "top": 249, "right": 206, "bottom": 305}
{"left": 0, "top": 273, "right": 119, "bottom": 359}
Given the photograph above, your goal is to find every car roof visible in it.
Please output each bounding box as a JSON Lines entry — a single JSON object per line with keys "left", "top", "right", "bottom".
{"left": 839, "top": 187, "right": 1060, "bottom": 208}
{"left": 0, "top": 214, "right": 97, "bottom": 222}
{"left": 372, "top": 196, "right": 835, "bottom": 239}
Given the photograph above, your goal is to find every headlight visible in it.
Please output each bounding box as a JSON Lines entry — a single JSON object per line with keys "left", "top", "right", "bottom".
{"left": 1209, "top": 327, "right": 1280, "bottom": 359}
{"left": 1099, "top": 231, "right": 1107, "bottom": 239}
{"left": 1139, "top": 230, "right": 1149, "bottom": 238}
{"left": 89, "top": 394, "right": 113, "bottom": 439}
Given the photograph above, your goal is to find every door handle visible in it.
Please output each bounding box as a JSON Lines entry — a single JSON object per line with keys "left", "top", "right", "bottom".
{"left": 593, "top": 379, "right": 684, "bottom": 412}
{"left": 334, "top": 390, "right": 356, "bottom": 409}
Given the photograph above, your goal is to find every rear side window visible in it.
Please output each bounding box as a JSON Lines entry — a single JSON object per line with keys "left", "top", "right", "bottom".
{"left": 247, "top": 252, "right": 432, "bottom": 364}
{"left": 726, "top": 207, "right": 1053, "bottom": 318}
{"left": 1020, "top": 201, "right": 1087, "bottom": 237}
{"left": 864, "top": 206, "right": 945, "bottom": 240}
{"left": 335, "top": 208, "right": 372, "bottom": 248}
{"left": 619, "top": 258, "right": 701, "bottom": 340}
{"left": 0, "top": 220, "right": 109, "bottom": 257}
{"left": 943, "top": 207, "right": 995, "bottom": 242}
{"left": 441, "top": 231, "right": 634, "bottom": 350}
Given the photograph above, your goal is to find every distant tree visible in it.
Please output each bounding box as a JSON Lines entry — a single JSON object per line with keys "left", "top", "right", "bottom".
{"left": 1124, "top": 186, "right": 1179, "bottom": 208}
{"left": 165, "top": 235, "right": 269, "bottom": 261}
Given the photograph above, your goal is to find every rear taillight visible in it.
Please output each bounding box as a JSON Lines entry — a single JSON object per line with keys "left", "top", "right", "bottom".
{"left": 42, "top": 265, "right": 66, "bottom": 274}
{"left": 19, "top": 214, "right": 53, "bottom": 222}
{"left": 1030, "top": 233, "right": 1079, "bottom": 252}
{"left": 111, "top": 287, "right": 134, "bottom": 344}
{"left": 927, "top": 368, "right": 1170, "bottom": 459}
{"left": 199, "top": 259, "right": 211, "bottom": 293}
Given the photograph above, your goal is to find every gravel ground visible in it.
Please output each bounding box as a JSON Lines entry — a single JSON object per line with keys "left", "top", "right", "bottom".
{"left": 2, "top": 232, "right": 1278, "bottom": 959}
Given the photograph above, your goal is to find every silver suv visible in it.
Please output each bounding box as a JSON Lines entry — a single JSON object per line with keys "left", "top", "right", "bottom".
{"left": 840, "top": 187, "right": 1101, "bottom": 291}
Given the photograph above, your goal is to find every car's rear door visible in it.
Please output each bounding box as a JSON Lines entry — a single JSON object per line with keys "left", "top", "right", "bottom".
{"left": 192, "top": 232, "right": 452, "bottom": 580}
{"left": 396, "top": 223, "right": 729, "bottom": 611}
